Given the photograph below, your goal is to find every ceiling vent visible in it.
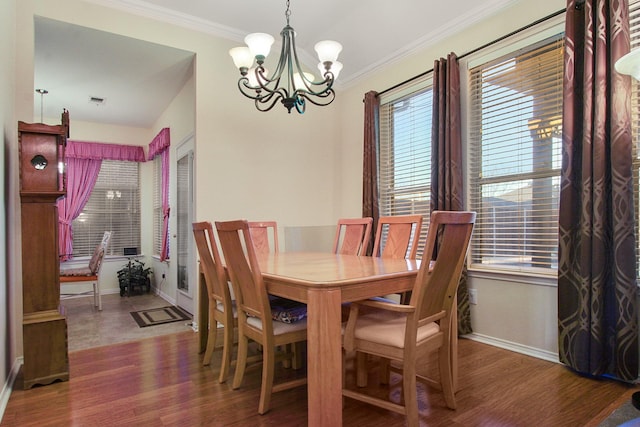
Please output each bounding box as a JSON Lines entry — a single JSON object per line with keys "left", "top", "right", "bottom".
{"left": 89, "top": 96, "right": 106, "bottom": 106}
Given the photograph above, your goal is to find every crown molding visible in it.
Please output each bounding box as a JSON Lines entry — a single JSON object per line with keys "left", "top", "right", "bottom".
{"left": 82, "top": 0, "right": 245, "bottom": 42}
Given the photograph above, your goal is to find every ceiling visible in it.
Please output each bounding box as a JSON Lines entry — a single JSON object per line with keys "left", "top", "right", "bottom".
{"left": 33, "top": 0, "right": 518, "bottom": 127}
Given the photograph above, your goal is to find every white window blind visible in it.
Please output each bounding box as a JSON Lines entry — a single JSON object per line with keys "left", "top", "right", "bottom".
{"left": 379, "top": 83, "right": 432, "bottom": 259}
{"left": 467, "top": 34, "right": 564, "bottom": 273}
{"left": 72, "top": 160, "right": 141, "bottom": 257}
{"left": 152, "top": 156, "right": 163, "bottom": 257}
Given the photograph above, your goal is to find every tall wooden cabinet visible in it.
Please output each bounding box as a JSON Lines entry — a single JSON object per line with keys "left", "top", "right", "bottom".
{"left": 19, "top": 111, "right": 69, "bottom": 389}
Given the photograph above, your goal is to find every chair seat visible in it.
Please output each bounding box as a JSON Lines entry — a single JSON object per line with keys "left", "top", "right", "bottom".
{"left": 247, "top": 316, "right": 308, "bottom": 335}
{"left": 353, "top": 311, "right": 440, "bottom": 349}
{"left": 60, "top": 267, "right": 94, "bottom": 277}
{"left": 215, "top": 301, "right": 237, "bottom": 316}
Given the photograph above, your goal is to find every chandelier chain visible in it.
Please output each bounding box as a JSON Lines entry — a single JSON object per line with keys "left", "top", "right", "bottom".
{"left": 285, "top": 0, "right": 291, "bottom": 25}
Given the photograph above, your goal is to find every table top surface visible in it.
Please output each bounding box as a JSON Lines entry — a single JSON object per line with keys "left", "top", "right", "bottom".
{"left": 257, "top": 252, "right": 421, "bottom": 287}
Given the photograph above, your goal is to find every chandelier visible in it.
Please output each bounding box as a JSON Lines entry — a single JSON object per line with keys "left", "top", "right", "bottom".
{"left": 229, "top": 0, "right": 343, "bottom": 114}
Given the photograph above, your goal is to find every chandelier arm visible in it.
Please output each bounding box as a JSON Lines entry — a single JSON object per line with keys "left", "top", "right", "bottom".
{"left": 255, "top": 96, "right": 283, "bottom": 112}
{"left": 238, "top": 79, "right": 286, "bottom": 106}
{"left": 298, "top": 89, "right": 336, "bottom": 107}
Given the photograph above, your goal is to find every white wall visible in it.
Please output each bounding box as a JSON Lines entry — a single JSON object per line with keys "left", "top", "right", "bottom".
{"left": 0, "top": 0, "right": 18, "bottom": 416}
{"left": 336, "top": 0, "right": 565, "bottom": 359}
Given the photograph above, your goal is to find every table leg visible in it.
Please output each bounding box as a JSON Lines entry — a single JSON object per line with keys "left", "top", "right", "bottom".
{"left": 307, "top": 288, "right": 342, "bottom": 427}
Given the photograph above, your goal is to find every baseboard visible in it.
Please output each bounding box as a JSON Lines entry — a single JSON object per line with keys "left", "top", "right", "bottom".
{"left": 0, "top": 357, "right": 23, "bottom": 423}
{"left": 462, "top": 332, "right": 560, "bottom": 364}
{"left": 155, "top": 287, "right": 176, "bottom": 306}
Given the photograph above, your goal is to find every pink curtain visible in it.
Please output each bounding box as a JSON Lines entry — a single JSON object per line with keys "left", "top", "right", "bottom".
{"left": 66, "top": 140, "right": 145, "bottom": 161}
{"left": 58, "top": 140, "right": 147, "bottom": 260}
{"left": 58, "top": 157, "right": 102, "bottom": 260}
{"left": 148, "top": 128, "right": 170, "bottom": 261}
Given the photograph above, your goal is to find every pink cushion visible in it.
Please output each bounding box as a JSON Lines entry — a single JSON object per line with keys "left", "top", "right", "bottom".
{"left": 60, "top": 267, "right": 94, "bottom": 277}
{"left": 353, "top": 310, "right": 440, "bottom": 348}
{"left": 88, "top": 248, "right": 104, "bottom": 273}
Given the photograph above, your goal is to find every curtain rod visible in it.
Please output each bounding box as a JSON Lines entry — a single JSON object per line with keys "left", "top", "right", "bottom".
{"left": 376, "top": 7, "right": 567, "bottom": 97}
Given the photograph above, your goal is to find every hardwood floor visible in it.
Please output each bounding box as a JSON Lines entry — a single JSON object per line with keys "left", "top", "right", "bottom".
{"left": 1, "top": 332, "right": 637, "bottom": 426}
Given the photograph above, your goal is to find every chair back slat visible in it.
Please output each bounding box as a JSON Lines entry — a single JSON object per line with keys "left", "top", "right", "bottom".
{"left": 216, "top": 220, "right": 271, "bottom": 327}
{"left": 248, "top": 221, "right": 279, "bottom": 255}
{"left": 372, "top": 215, "right": 423, "bottom": 259}
{"left": 410, "top": 211, "right": 476, "bottom": 321}
{"left": 333, "top": 217, "right": 373, "bottom": 256}
{"left": 192, "top": 222, "right": 232, "bottom": 308}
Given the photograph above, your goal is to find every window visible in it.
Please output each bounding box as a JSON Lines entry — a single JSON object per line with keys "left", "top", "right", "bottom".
{"left": 72, "top": 160, "right": 141, "bottom": 257}
{"left": 379, "top": 80, "right": 433, "bottom": 258}
{"left": 467, "top": 30, "right": 564, "bottom": 274}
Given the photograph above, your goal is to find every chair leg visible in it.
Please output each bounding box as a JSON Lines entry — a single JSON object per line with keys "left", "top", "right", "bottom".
{"left": 439, "top": 343, "right": 457, "bottom": 409}
{"left": 356, "top": 351, "right": 368, "bottom": 387}
{"left": 202, "top": 310, "right": 217, "bottom": 367}
{"left": 218, "top": 324, "right": 234, "bottom": 384}
{"left": 403, "top": 360, "right": 419, "bottom": 427}
{"left": 232, "top": 334, "right": 249, "bottom": 390}
{"left": 96, "top": 280, "right": 102, "bottom": 311}
{"left": 292, "top": 342, "right": 304, "bottom": 370}
{"left": 379, "top": 357, "right": 390, "bottom": 385}
{"left": 258, "top": 342, "right": 275, "bottom": 415}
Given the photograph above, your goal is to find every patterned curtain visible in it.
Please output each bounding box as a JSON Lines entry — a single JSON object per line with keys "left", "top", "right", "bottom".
{"left": 431, "top": 53, "right": 471, "bottom": 335}
{"left": 362, "top": 91, "right": 380, "bottom": 256}
{"left": 558, "top": 0, "right": 638, "bottom": 381}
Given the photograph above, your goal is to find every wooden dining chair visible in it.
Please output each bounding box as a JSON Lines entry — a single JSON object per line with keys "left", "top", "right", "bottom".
{"left": 215, "top": 219, "right": 307, "bottom": 415}
{"left": 333, "top": 217, "right": 373, "bottom": 256}
{"left": 248, "top": 221, "right": 279, "bottom": 255}
{"left": 342, "top": 211, "right": 476, "bottom": 427}
{"left": 60, "top": 231, "right": 111, "bottom": 311}
{"left": 371, "top": 214, "right": 424, "bottom": 305}
{"left": 372, "top": 214, "right": 423, "bottom": 259}
{"left": 192, "top": 221, "right": 238, "bottom": 383}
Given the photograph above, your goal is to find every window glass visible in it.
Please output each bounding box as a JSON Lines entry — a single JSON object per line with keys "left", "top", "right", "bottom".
{"left": 72, "top": 160, "right": 141, "bottom": 257}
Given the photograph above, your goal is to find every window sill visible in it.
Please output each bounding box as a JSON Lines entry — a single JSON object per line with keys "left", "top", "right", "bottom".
{"left": 468, "top": 267, "right": 557, "bottom": 287}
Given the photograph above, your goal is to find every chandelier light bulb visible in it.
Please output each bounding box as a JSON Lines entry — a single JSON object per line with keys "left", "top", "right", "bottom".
{"left": 244, "top": 33, "right": 275, "bottom": 62}
{"left": 314, "top": 40, "right": 342, "bottom": 64}
{"left": 615, "top": 48, "right": 640, "bottom": 80}
{"left": 229, "top": 47, "right": 254, "bottom": 72}
{"left": 293, "top": 72, "right": 316, "bottom": 91}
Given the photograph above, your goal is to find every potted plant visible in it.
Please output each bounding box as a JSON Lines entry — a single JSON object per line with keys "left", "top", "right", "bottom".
{"left": 117, "top": 258, "right": 152, "bottom": 296}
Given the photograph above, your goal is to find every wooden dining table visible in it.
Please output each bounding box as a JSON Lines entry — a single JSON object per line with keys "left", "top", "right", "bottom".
{"left": 198, "top": 251, "right": 421, "bottom": 426}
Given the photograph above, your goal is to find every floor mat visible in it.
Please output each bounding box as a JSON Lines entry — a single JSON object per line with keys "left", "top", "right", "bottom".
{"left": 130, "top": 306, "right": 191, "bottom": 328}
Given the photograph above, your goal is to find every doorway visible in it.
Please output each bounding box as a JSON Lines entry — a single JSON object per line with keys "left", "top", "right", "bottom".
{"left": 176, "top": 138, "right": 195, "bottom": 314}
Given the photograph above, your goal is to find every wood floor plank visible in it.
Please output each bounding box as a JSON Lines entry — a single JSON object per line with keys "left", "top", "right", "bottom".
{"left": 1, "top": 331, "right": 637, "bottom": 426}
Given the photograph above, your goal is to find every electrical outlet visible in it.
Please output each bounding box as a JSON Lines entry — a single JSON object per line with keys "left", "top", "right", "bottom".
{"left": 469, "top": 289, "right": 478, "bottom": 305}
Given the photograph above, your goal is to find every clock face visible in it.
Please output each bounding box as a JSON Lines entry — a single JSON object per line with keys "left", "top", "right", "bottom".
{"left": 31, "top": 155, "right": 48, "bottom": 170}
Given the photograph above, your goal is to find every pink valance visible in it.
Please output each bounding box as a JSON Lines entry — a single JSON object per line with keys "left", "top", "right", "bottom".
{"left": 66, "top": 140, "right": 146, "bottom": 162}
{"left": 148, "top": 128, "right": 170, "bottom": 160}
